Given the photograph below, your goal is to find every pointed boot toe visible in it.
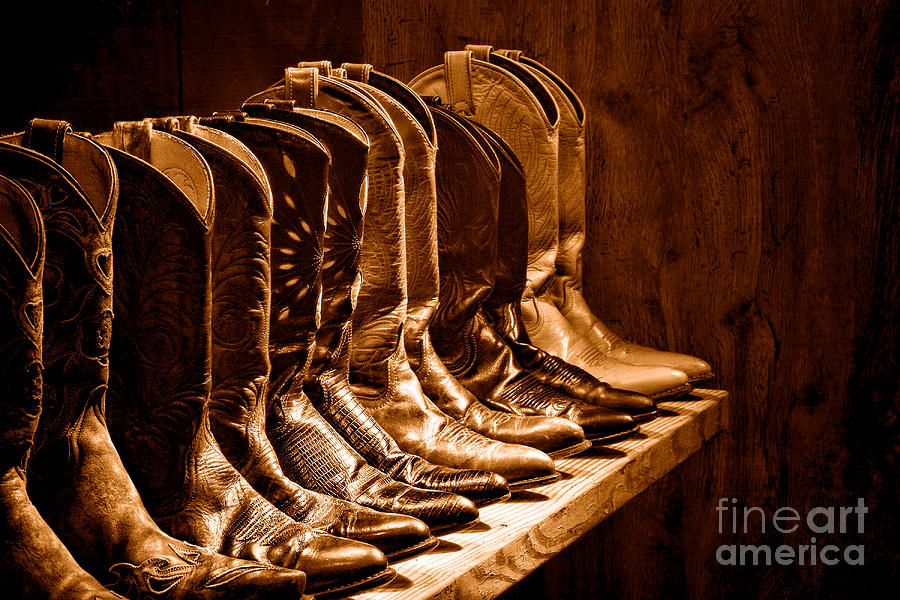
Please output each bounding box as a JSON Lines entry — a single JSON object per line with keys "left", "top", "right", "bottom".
{"left": 585, "top": 386, "right": 658, "bottom": 422}
{"left": 375, "top": 485, "right": 479, "bottom": 533}
{"left": 479, "top": 443, "right": 558, "bottom": 490}
{"left": 330, "top": 511, "right": 437, "bottom": 562}
{"left": 562, "top": 405, "right": 639, "bottom": 444}
{"left": 200, "top": 561, "right": 308, "bottom": 600}
{"left": 592, "top": 361, "right": 692, "bottom": 400}
{"left": 295, "top": 535, "right": 392, "bottom": 597}
{"left": 415, "top": 466, "right": 510, "bottom": 507}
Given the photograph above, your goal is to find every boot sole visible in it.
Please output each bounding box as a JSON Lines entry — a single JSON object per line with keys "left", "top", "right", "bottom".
{"left": 428, "top": 515, "right": 480, "bottom": 535}
{"left": 472, "top": 489, "right": 512, "bottom": 507}
{"left": 631, "top": 409, "right": 659, "bottom": 423}
{"left": 688, "top": 372, "right": 715, "bottom": 385}
{"left": 546, "top": 439, "right": 592, "bottom": 460}
{"left": 311, "top": 566, "right": 396, "bottom": 599}
{"left": 385, "top": 535, "right": 440, "bottom": 563}
{"left": 587, "top": 425, "right": 641, "bottom": 446}
{"left": 507, "top": 471, "right": 560, "bottom": 491}
{"left": 649, "top": 383, "right": 694, "bottom": 401}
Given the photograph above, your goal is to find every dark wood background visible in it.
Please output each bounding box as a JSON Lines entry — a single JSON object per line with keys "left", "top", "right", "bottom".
{"left": 2, "top": 1, "right": 897, "bottom": 598}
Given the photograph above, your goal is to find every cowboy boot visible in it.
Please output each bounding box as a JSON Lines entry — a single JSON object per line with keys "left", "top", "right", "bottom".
{"left": 321, "top": 67, "right": 561, "bottom": 491}
{"left": 234, "top": 101, "right": 513, "bottom": 504}
{"left": 253, "top": 67, "right": 517, "bottom": 495}
{"left": 411, "top": 49, "right": 692, "bottom": 399}
{"left": 494, "top": 49, "right": 714, "bottom": 385}
{"left": 469, "top": 118, "right": 658, "bottom": 423}
{"left": 427, "top": 106, "right": 638, "bottom": 446}
{"left": 247, "top": 67, "right": 517, "bottom": 500}
{"left": 144, "top": 116, "right": 436, "bottom": 564}
{"left": 93, "top": 121, "right": 392, "bottom": 598}
{"left": 203, "top": 111, "right": 479, "bottom": 532}
{"left": 0, "top": 173, "right": 124, "bottom": 600}
{"left": 1, "top": 122, "right": 307, "bottom": 600}
{"left": 340, "top": 64, "right": 587, "bottom": 484}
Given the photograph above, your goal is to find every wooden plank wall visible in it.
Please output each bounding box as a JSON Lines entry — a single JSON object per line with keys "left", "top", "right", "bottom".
{"left": 1, "top": 1, "right": 898, "bottom": 598}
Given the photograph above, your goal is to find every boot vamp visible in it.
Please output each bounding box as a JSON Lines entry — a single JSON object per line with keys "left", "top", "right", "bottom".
{"left": 461, "top": 400, "right": 586, "bottom": 453}
{"left": 563, "top": 289, "right": 713, "bottom": 382}
{"left": 266, "top": 388, "right": 479, "bottom": 530}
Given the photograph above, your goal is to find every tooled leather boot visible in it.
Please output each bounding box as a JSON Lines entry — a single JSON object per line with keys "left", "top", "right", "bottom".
{"left": 469, "top": 120, "right": 658, "bottom": 423}
{"left": 94, "top": 121, "right": 393, "bottom": 598}
{"left": 494, "top": 49, "right": 713, "bottom": 386}
{"left": 253, "top": 68, "right": 525, "bottom": 496}
{"left": 1, "top": 121, "right": 308, "bottom": 600}
{"left": 0, "top": 173, "right": 124, "bottom": 600}
{"left": 235, "top": 100, "right": 514, "bottom": 503}
{"left": 326, "top": 66, "right": 561, "bottom": 491}
{"left": 246, "top": 68, "right": 519, "bottom": 500}
{"left": 427, "top": 106, "right": 638, "bottom": 446}
{"left": 204, "top": 111, "right": 479, "bottom": 532}
{"left": 146, "top": 116, "right": 435, "bottom": 564}
{"left": 411, "top": 49, "right": 692, "bottom": 399}
{"left": 340, "top": 64, "right": 584, "bottom": 484}
{"left": 338, "top": 67, "right": 590, "bottom": 458}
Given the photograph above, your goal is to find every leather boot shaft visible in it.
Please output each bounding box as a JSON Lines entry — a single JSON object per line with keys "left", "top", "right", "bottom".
{"left": 0, "top": 173, "right": 44, "bottom": 474}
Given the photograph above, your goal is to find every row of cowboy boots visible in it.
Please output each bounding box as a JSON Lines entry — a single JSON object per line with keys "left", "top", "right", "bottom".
{"left": 0, "top": 47, "right": 713, "bottom": 599}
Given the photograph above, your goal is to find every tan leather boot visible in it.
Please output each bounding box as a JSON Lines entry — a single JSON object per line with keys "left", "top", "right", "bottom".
{"left": 2, "top": 121, "right": 308, "bottom": 600}
{"left": 411, "top": 49, "right": 692, "bottom": 399}
{"left": 0, "top": 172, "right": 125, "bottom": 600}
{"left": 496, "top": 49, "right": 713, "bottom": 386}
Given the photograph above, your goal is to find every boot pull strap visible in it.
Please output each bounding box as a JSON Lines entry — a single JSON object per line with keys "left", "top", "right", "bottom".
{"left": 284, "top": 67, "right": 319, "bottom": 109}
{"left": 24, "top": 118, "right": 72, "bottom": 164}
{"left": 143, "top": 116, "right": 199, "bottom": 134}
{"left": 341, "top": 62, "right": 373, "bottom": 83}
{"left": 496, "top": 48, "right": 523, "bottom": 61}
{"left": 297, "top": 60, "right": 333, "bottom": 75}
{"left": 112, "top": 120, "right": 153, "bottom": 163}
{"left": 465, "top": 44, "right": 494, "bottom": 62}
{"left": 443, "top": 50, "right": 475, "bottom": 115}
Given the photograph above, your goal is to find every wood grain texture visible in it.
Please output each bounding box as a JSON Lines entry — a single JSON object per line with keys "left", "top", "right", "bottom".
{"left": 0, "top": 2, "right": 181, "bottom": 133}
{"left": 353, "top": 390, "right": 727, "bottom": 600}
{"left": 180, "top": 0, "right": 365, "bottom": 118}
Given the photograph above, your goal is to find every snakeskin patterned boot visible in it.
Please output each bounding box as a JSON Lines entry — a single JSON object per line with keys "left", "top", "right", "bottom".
{"left": 493, "top": 48, "right": 714, "bottom": 386}
{"left": 427, "top": 106, "right": 639, "bottom": 446}
{"left": 146, "top": 116, "right": 435, "bottom": 564}
{"left": 94, "top": 121, "right": 394, "bottom": 598}
{"left": 204, "top": 111, "right": 479, "bottom": 533}
{"left": 1, "top": 121, "right": 308, "bottom": 600}
{"left": 411, "top": 50, "right": 692, "bottom": 399}
{"left": 0, "top": 173, "right": 126, "bottom": 600}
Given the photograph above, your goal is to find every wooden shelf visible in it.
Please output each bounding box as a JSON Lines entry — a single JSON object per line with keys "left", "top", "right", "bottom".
{"left": 354, "top": 389, "right": 729, "bottom": 600}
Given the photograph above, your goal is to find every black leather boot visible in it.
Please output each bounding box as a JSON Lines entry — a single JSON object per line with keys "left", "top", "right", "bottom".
{"left": 94, "top": 121, "right": 392, "bottom": 598}
{"left": 204, "top": 112, "right": 479, "bottom": 533}
{"left": 150, "top": 116, "right": 436, "bottom": 564}
{"left": 427, "top": 107, "right": 639, "bottom": 446}
{"left": 1, "top": 121, "right": 308, "bottom": 600}
{"left": 0, "top": 172, "right": 125, "bottom": 600}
